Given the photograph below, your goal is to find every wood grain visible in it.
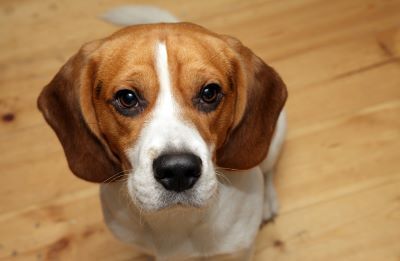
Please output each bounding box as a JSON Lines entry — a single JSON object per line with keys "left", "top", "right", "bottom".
{"left": 0, "top": 0, "right": 399, "bottom": 260}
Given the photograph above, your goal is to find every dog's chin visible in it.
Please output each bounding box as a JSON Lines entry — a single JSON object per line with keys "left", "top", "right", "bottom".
{"left": 129, "top": 183, "right": 218, "bottom": 213}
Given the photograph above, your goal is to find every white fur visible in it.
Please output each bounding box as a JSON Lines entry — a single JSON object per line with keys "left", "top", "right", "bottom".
{"left": 126, "top": 42, "right": 217, "bottom": 212}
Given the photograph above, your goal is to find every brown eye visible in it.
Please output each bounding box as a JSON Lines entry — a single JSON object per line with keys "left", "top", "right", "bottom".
{"left": 111, "top": 89, "right": 147, "bottom": 117}
{"left": 116, "top": 89, "right": 139, "bottom": 108}
{"left": 193, "top": 83, "right": 223, "bottom": 113}
{"left": 201, "top": 84, "right": 220, "bottom": 103}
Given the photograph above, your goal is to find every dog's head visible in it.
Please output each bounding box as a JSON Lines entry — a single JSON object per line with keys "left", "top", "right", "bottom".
{"left": 38, "top": 23, "right": 287, "bottom": 211}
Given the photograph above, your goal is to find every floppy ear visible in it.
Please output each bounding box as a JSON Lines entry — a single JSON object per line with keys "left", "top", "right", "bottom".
{"left": 37, "top": 41, "right": 122, "bottom": 182}
{"left": 216, "top": 36, "right": 288, "bottom": 170}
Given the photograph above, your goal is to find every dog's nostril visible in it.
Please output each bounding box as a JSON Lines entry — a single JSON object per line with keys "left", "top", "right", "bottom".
{"left": 153, "top": 153, "right": 202, "bottom": 192}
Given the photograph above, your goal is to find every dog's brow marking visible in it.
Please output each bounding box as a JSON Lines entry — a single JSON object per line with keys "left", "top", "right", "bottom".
{"left": 95, "top": 80, "right": 103, "bottom": 99}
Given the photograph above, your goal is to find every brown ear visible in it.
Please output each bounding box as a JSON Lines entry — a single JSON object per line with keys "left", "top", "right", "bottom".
{"left": 216, "top": 37, "right": 288, "bottom": 170}
{"left": 37, "top": 41, "right": 122, "bottom": 182}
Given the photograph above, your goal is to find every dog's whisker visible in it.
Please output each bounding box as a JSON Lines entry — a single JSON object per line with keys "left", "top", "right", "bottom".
{"left": 215, "top": 166, "right": 241, "bottom": 172}
{"left": 107, "top": 173, "right": 130, "bottom": 183}
{"left": 102, "top": 173, "right": 123, "bottom": 183}
{"left": 102, "top": 170, "right": 132, "bottom": 183}
{"left": 215, "top": 171, "right": 231, "bottom": 185}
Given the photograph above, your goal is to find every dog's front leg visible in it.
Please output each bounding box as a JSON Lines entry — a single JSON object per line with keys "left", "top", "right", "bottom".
{"left": 259, "top": 110, "right": 287, "bottom": 223}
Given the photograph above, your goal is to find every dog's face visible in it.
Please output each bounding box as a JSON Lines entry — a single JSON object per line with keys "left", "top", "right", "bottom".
{"left": 38, "top": 23, "right": 287, "bottom": 212}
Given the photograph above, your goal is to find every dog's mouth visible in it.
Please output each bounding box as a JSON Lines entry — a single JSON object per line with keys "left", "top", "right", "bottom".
{"left": 128, "top": 175, "right": 219, "bottom": 213}
{"left": 158, "top": 201, "right": 201, "bottom": 211}
{"left": 167, "top": 189, "right": 217, "bottom": 208}
{"left": 156, "top": 197, "right": 216, "bottom": 213}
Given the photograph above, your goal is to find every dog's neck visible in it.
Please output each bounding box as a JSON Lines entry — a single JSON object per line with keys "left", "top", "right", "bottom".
{"left": 100, "top": 168, "right": 264, "bottom": 259}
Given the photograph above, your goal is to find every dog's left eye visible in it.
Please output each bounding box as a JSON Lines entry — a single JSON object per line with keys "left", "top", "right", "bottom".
{"left": 193, "top": 83, "right": 223, "bottom": 113}
{"left": 112, "top": 89, "right": 146, "bottom": 117}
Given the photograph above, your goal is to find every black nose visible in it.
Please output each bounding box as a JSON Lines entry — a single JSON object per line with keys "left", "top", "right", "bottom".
{"left": 153, "top": 153, "right": 202, "bottom": 192}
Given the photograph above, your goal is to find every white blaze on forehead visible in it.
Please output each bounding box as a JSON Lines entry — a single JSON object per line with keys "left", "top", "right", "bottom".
{"left": 154, "top": 41, "right": 175, "bottom": 115}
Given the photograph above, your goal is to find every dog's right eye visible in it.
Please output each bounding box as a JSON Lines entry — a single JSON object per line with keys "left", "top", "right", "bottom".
{"left": 112, "top": 89, "right": 147, "bottom": 117}
{"left": 116, "top": 89, "right": 139, "bottom": 108}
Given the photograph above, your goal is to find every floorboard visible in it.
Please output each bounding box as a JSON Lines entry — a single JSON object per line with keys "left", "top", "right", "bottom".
{"left": 0, "top": 0, "right": 399, "bottom": 260}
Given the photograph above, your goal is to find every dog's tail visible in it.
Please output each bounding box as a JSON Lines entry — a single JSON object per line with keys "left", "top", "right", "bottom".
{"left": 101, "top": 5, "right": 179, "bottom": 26}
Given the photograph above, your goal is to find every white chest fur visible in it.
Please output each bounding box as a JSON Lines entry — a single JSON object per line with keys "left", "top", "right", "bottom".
{"left": 100, "top": 167, "right": 264, "bottom": 259}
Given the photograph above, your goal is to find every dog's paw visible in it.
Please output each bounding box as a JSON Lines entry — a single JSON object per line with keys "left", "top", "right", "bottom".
{"left": 262, "top": 197, "right": 278, "bottom": 222}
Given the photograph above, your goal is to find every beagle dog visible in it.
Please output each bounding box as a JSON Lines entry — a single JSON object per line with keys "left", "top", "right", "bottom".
{"left": 38, "top": 20, "right": 287, "bottom": 260}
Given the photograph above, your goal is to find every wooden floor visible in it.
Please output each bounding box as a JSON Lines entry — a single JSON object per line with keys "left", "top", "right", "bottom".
{"left": 1, "top": 0, "right": 399, "bottom": 260}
